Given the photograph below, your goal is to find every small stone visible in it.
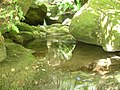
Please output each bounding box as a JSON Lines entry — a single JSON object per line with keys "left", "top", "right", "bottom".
{"left": 11, "top": 68, "right": 15, "bottom": 72}
{"left": 25, "top": 66, "right": 29, "bottom": 70}
{"left": 41, "top": 68, "right": 46, "bottom": 71}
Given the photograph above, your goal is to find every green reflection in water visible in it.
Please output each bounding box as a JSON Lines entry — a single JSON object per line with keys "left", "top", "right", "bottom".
{"left": 42, "top": 41, "right": 120, "bottom": 90}
{"left": 26, "top": 34, "right": 120, "bottom": 90}
{"left": 45, "top": 34, "right": 76, "bottom": 66}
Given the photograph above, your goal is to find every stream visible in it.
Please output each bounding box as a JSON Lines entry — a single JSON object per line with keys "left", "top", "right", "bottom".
{"left": 30, "top": 35, "right": 120, "bottom": 90}
{"left": 1, "top": 28, "right": 120, "bottom": 90}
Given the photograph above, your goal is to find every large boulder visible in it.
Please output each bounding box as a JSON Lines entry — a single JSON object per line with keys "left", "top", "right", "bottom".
{"left": 69, "top": 0, "right": 120, "bottom": 52}
{"left": 24, "top": 3, "right": 47, "bottom": 25}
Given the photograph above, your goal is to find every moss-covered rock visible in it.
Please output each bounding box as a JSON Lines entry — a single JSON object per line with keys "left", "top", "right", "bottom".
{"left": 100, "top": 11, "right": 120, "bottom": 52}
{"left": 24, "top": 3, "right": 47, "bottom": 25}
{"left": 0, "top": 40, "right": 55, "bottom": 90}
{"left": 70, "top": 0, "right": 120, "bottom": 52}
{"left": 3, "top": 22, "right": 47, "bottom": 44}
{"left": 0, "top": 40, "right": 36, "bottom": 89}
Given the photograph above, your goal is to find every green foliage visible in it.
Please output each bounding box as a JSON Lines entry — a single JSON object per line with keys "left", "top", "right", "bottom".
{"left": 75, "top": 0, "right": 88, "bottom": 7}
{"left": 75, "top": 0, "right": 82, "bottom": 10}
{"left": 57, "top": 1, "right": 74, "bottom": 14}
{"left": 56, "top": 0, "right": 81, "bottom": 14}
{"left": 0, "top": 0, "right": 24, "bottom": 34}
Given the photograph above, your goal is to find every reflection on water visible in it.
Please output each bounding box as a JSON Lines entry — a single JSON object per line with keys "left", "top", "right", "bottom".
{"left": 32, "top": 37, "right": 120, "bottom": 90}
{"left": 45, "top": 34, "right": 76, "bottom": 66}
{"left": 52, "top": 70, "right": 120, "bottom": 90}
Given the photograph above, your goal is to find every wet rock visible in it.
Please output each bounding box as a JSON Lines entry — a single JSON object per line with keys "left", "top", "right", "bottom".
{"left": 0, "top": 35, "right": 6, "bottom": 62}
{"left": 4, "top": 22, "right": 47, "bottom": 44}
{"left": 17, "top": 22, "right": 46, "bottom": 44}
{"left": 46, "top": 24, "right": 70, "bottom": 35}
{"left": 70, "top": 0, "right": 120, "bottom": 52}
{"left": 24, "top": 3, "right": 47, "bottom": 25}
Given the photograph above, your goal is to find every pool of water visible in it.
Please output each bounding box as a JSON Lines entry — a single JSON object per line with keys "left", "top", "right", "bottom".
{"left": 1, "top": 35, "right": 120, "bottom": 90}
{"left": 31, "top": 36, "right": 120, "bottom": 90}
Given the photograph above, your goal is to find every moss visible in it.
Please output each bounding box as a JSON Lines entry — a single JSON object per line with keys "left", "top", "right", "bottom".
{"left": 70, "top": 11, "right": 100, "bottom": 45}
{"left": 0, "top": 40, "right": 56, "bottom": 90}
{"left": 24, "top": 3, "right": 47, "bottom": 25}
{"left": 70, "top": 0, "right": 120, "bottom": 52}
{"left": 0, "top": 42, "right": 36, "bottom": 89}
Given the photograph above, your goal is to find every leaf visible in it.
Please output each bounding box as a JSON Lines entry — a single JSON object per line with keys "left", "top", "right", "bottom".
{"left": 11, "top": 24, "right": 19, "bottom": 33}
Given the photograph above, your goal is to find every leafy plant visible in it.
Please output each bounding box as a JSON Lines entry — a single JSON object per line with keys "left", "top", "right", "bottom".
{"left": 57, "top": 1, "right": 74, "bottom": 14}
{"left": 56, "top": 0, "right": 82, "bottom": 15}
{"left": 75, "top": 0, "right": 82, "bottom": 10}
{"left": 0, "top": 0, "right": 24, "bottom": 34}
